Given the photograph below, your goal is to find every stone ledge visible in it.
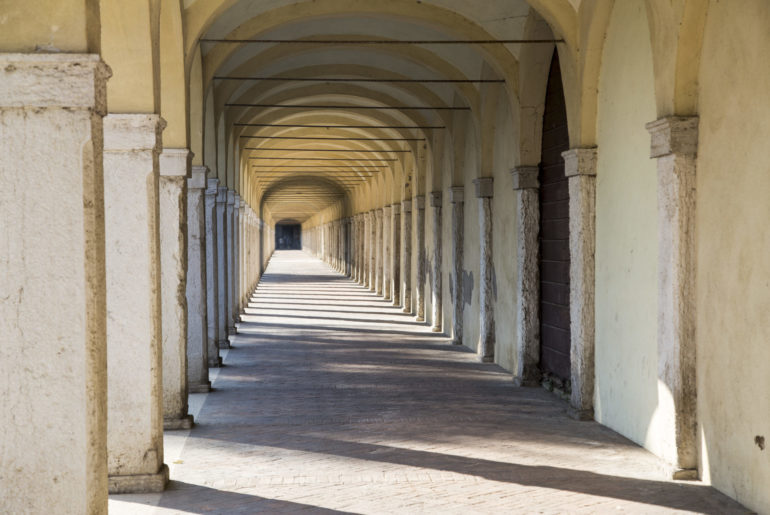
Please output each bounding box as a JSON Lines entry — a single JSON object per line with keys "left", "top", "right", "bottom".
{"left": 0, "top": 53, "right": 110, "bottom": 113}
{"left": 511, "top": 166, "right": 540, "bottom": 190}
{"left": 401, "top": 200, "right": 412, "bottom": 212}
{"left": 473, "top": 177, "right": 494, "bottom": 198}
{"left": 103, "top": 114, "right": 165, "bottom": 153}
{"left": 160, "top": 148, "right": 192, "bottom": 177}
{"left": 645, "top": 116, "right": 699, "bottom": 158}
{"left": 108, "top": 464, "right": 169, "bottom": 494}
{"left": 430, "top": 191, "right": 442, "bottom": 207}
{"left": 189, "top": 166, "right": 208, "bottom": 189}
{"left": 449, "top": 186, "right": 464, "bottom": 203}
{"left": 414, "top": 195, "right": 426, "bottom": 209}
{"left": 562, "top": 147, "right": 598, "bottom": 177}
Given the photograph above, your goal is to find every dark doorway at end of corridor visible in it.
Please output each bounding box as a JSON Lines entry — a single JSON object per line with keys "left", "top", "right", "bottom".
{"left": 276, "top": 223, "right": 301, "bottom": 250}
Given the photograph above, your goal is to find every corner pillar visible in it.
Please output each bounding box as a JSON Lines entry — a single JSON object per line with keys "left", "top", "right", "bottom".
{"left": 187, "top": 166, "right": 210, "bottom": 393}
{"left": 562, "top": 147, "right": 598, "bottom": 421}
{"left": 646, "top": 116, "right": 699, "bottom": 478}
{"left": 104, "top": 113, "right": 168, "bottom": 493}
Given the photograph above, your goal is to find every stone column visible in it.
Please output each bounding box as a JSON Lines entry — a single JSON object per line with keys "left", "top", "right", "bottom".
{"left": 215, "top": 186, "right": 229, "bottom": 349}
{"left": 375, "top": 209, "right": 384, "bottom": 294}
{"left": 239, "top": 198, "right": 247, "bottom": 311}
{"left": 382, "top": 206, "right": 392, "bottom": 300}
{"left": 159, "top": 148, "right": 193, "bottom": 430}
{"left": 450, "top": 186, "right": 465, "bottom": 345}
{"left": 187, "top": 166, "right": 210, "bottom": 393}
{"left": 646, "top": 116, "right": 699, "bottom": 478}
{"left": 401, "top": 200, "right": 413, "bottom": 313}
{"left": 0, "top": 54, "right": 109, "bottom": 512}
{"left": 228, "top": 193, "right": 239, "bottom": 333}
{"left": 474, "top": 178, "right": 495, "bottom": 362}
{"left": 430, "top": 192, "right": 443, "bottom": 332}
{"left": 562, "top": 148, "right": 598, "bottom": 421}
{"left": 225, "top": 191, "right": 235, "bottom": 336}
{"left": 205, "top": 179, "right": 221, "bottom": 367}
{"left": 104, "top": 113, "right": 168, "bottom": 493}
{"left": 414, "top": 195, "right": 427, "bottom": 321}
{"left": 369, "top": 211, "right": 377, "bottom": 290}
{"left": 511, "top": 166, "right": 541, "bottom": 386}
{"left": 358, "top": 215, "right": 366, "bottom": 285}
{"left": 391, "top": 204, "right": 401, "bottom": 306}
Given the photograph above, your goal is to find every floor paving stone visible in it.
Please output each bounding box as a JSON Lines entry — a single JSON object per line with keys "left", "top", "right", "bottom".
{"left": 110, "top": 250, "right": 751, "bottom": 514}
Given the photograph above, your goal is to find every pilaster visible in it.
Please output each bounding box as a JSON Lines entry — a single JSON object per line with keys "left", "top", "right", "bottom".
{"left": 226, "top": 191, "right": 237, "bottom": 335}
{"left": 562, "top": 147, "right": 598, "bottom": 421}
{"left": 449, "top": 186, "right": 465, "bottom": 345}
{"left": 187, "top": 166, "right": 210, "bottom": 393}
{"left": 646, "top": 116, "right": 699, "bottom": 478}
{"left": 511, "top": 166, "right": 541, "bottom": 386}
{"left": 0, "top": 53, "right": 110, "bottom": 512}
{"left": 391, "top": 204, "right": 402, "bottom": 306}
{"left": 382, "top": 206, "right": 392, "bottom": 300}
{"left": 375, "top": 209, "right": 384, "bottom": 295}
{"left": 414, "top": 195, "right": 427, "bottom": 322}
{"left": 215, "top": 186, "right": 229, "bottom": 349}
{"left": 430, "top": 192, "right": 443, "bottom": 332}
{"left": 474, "top": 178, "right": 495, "bottom": 362}
{"left": 104, "top": 113, "right": 168, "bottom": 493}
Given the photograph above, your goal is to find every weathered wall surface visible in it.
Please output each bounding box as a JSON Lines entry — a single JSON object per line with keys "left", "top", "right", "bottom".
{"left": 593, "top": 0, "right": 661, "bottom": 453}
{"left": 696, "top": 1, "right": 770, "bottom": 512}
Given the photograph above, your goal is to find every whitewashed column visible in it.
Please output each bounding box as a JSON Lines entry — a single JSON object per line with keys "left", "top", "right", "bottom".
{"left": 391, "top": 204, "right": 401, "bottom": 306}
{"left": 511, "top": 166, "right": 541, "bottom": 386}
{"left": 415, "top": 195, "right": 427, "bottom": 321}
{"left": 104, "top": 114, "right": 168, "bottom": 493}
{"left": 0, "top": 54, "right": 110, "bottom": 512}
{"left": 474, "top": 178, "right": 495, "bottom": 362}
{"left": 646, "top": 116, "right": 699, "bottom": 477}
{"left": 215, "top": 186, "right": 229, "bottom": 349}
{"left": 159, "top": 148, "right": 193, "bottom": 430}
{"left": 382, "top": 206, "right": 392, "bottom": 300}
{"left": 562, "top": 148, "right": 598, "bottom": 421}
{"left": 430, "top": 192, "right": 443, "bottom": 332}
{"left": 402, "top": 200, "right": 413, "bottom": 313}
{"left": 187, "top": 166, "right": 210, "bottom": 393}
{"left": 449, "top": 186, "right": 465, "bottom": 345}
{"left": 205, "top": 179, "right": 221, "bottom": 367}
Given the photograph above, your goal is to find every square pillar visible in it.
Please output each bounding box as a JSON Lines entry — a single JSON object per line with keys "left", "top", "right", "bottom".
{"left": 415, "top": 195, "right": 427, "bottom": 322}
{"left": 205, "top": 179, "right": 222, "bottom": 367}
{"left": 391, "top": 205, "right": 402, "bottom": 306}
{"left": 382, "top": 206, "right": 392, "bottom": 300}
{"left": 104, "top": 113, "right": 168, "bottom": 493}
{"left": 511, "top": 166, "right": 541, "bottom": 386}
{"left": 401, "top": 200, "right": 413, "bottom": 313}
{"left": 0, "top": 53, "right": 110, "bottom": 513}
{"left": 646, "top": 116, "right": 699, "bottom": 477}
{"left": 215, "top": 186, "right": 229, "bottom": 349}
{"left": 375, "top": 209, "right": 384, "bottom": 294}
{"left": 449, "top": 186, "right": 465, "bottom": 345}
{"left": 226, "top": 191, "right": 236, "bottom": 335}
{"left": 159, "top": 148, "right": 193, "bottom": 430}
{"left": 187, "top": 166, "right": 211, "bottom": 393}
{"left": 474, "top": 178, "right": 495, "bottom": 362}
{"left": 562, "top": 147, "right": 598, "bottom": 421}
{"left": 430, "top": 192, "right": 443, "bottom": 332}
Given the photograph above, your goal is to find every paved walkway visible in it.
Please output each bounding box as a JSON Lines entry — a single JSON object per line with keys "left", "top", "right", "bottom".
{"left": 111, "top": 250, "right": 749, "bottom": 514}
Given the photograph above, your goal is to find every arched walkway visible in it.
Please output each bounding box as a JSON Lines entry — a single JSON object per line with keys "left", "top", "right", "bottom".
{"left": 110, "top": 251, "right": 747, "bottom": 514}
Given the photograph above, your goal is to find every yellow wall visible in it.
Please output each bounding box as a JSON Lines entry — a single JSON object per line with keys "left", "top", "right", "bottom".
{"left": 0, "top": 0, "right": 99, "bottom": 52}
{"left": 696, "top": 1, "right": 770, "bottom": 512}
{"left": 593, "top": 0, "right": 661, "bottom": 453}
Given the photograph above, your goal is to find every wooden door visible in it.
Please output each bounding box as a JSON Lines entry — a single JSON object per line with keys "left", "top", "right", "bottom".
{"left": 538, "top": 51, "right": 571, "bottom": 382}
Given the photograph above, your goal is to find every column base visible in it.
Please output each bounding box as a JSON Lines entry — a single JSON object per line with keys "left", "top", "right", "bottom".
{"left": 513, "top": 377, "right": 541, "bottom": 388}
{"left": 431, "top": 326, "right": 442, "bottom": 333}
{"left": 479, "top": 355, "right": 494, "bottom": 364}
{"left": 671, "top": 468, "right": 698, "bottom": 481}
{"left": 164, "top": 414, "right": 194, "bottom": 430}
{"left": 567, "top": 407, "right": 594, "bottom": 422}
{"left": 402, "top": 307, "right": 411, "bottom": 314}
{"left": 189, "top": 381, "right": 211, "bottom": 394}
{"left": 451, "top": 338, "right": 462, "bottom": 345}
{"left": 416, "top": 315, "right": 425, "bottom": 322}
{"left": 108, "top": 464, "right": 169, "bottom": 494}
{"left": 217, "top": 339, "right": 231, "bottom": 349}
{"left": 227, "top": 325, "right": 237, "bottom": 335}
{"left": 208, "top": 356, "right": 223, "bottom": 368}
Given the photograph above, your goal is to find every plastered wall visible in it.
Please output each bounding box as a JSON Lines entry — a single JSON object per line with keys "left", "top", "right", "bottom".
{"left": 593, "top": 0, "right": 661, "bottom": 454}
{"left": 695, "top": 1, "right": 770, "bottom": 512}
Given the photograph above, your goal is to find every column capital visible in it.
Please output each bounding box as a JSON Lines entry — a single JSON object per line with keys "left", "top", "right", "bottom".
{"left": 104, "top": 113, "right": 164, "bottom": 153}
{"left": 226, "top": 190, "right": 235, "bottom": 205}
{"left": 383, "top": 205, "right": 392, "bottom": 214}
{"left": 239, "top": 199, "right": 246, "bottom": 209}
{"left": 473, "top": 177, "right": 494, "bottom": 198}
{"left": 645, "top": 116, "right": 699, "bottom": 158}
{"left": 189, "top": 166, "right": 207, "bottom": 190}
{"left": 414, "top": 195, "right": 426, "bottom": 210}
{"left": 511, "top": 166, "right": 539, "bottom": 190}
{"left": 392, "top": 204, "right": 401, "bottom": 215}
{"left": 375, "top": 208, "right": 383, "bottom": 217}
{"left": 402, "top": 200, "right": 412, "bottom": 213}
{"left": 562, "top": 147, "right": 598, "bottom": 177}
{"left": 159, "top": 148, "right": 192, "bottom": 177}
{"left": 430, "top": 191, "right": 442, "bottom": 207}
{"left": 449, "top": 186, "right": 464, "bottom": 203}
{"left": 205, "top": 177, "right": 219, "bottom": 195}
{"left": 216, "top": 186, "right": 228, "bottom": 203}
{"left": 233, "top": 194, "right": 240, "bottom": 210}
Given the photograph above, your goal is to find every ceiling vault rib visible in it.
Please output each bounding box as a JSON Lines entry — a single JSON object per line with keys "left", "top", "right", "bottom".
{"left": 244, "top": 148, "right": 410, "bottom": 153}
{"left": 217, "top": 76, "right": 503, "bottom": 84}
{"left": 240, "top": 136, "right": 424, "bottom": 141}
{"left": 227, "top": 103, "right": 469, "bottom": 110}
{"left": 201, "top": 38, "right": 563, "bottom": 45}
{"left": 235, "top": 123, "right": 443, "bottom": 129}
{"left": 249, "top": 157, "right": 396, "bottom": 161}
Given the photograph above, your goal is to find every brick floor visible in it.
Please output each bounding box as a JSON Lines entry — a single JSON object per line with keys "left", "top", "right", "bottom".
{"left": 110, "top": 250, "right": 750, "bottom": 514}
